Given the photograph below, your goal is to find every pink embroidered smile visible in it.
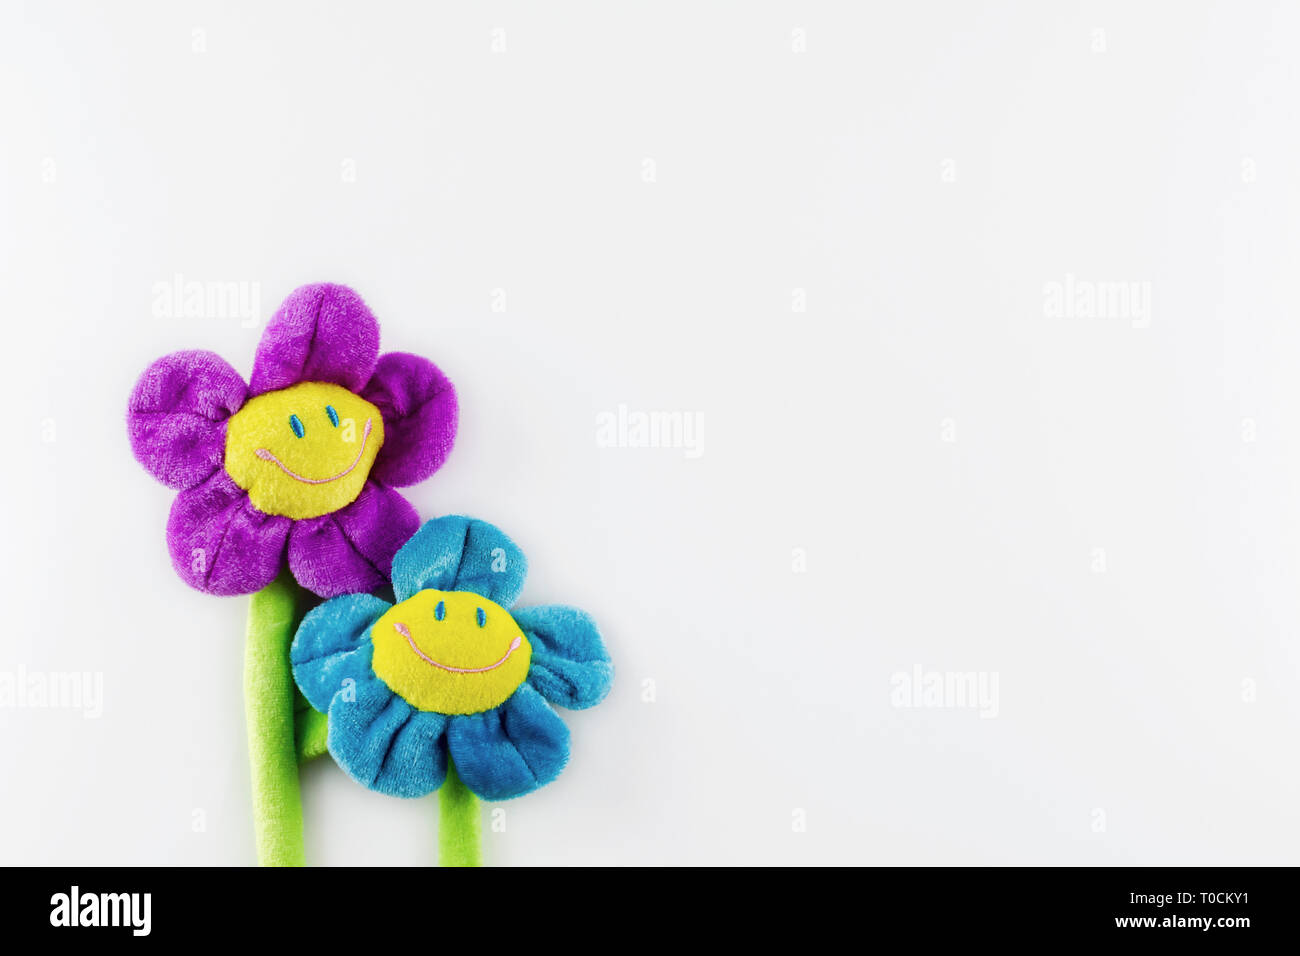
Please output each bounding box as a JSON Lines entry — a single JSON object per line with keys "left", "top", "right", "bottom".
{"left": 392, "top": 621, "right": 524, "bottom": 674}
{"left": 255, "top": 418, "right": 374, "bottom": 484}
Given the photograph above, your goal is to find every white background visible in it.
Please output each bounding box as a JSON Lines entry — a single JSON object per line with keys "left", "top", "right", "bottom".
{"left": 3, "top": 1, "right": 1299, "bottom": 865}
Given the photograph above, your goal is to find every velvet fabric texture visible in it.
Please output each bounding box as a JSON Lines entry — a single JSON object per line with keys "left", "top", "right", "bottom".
{"left": 290, "top": 516, "right": 614, "bottom": 801}
{"left": 391, "top": 514, "right": 528, "bottom": 605}
{"left": 369, "top": 590, "right": 534, "bottom": 715}
{"left": 438, "top": 762, "right": 483, "bottom": 866}
{"left": 245, "top": 572, "right": 307, "bottom": 865}
{"left": 127, "top": 283, "right": 458, "bottom": 598}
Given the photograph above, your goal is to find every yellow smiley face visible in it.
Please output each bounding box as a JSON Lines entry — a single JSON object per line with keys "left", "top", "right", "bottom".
{"left": 371, "top": 590, "right": 532, "bottom": 715}
{"left": 224, "top": 381, "right": 385, "bottom": 520}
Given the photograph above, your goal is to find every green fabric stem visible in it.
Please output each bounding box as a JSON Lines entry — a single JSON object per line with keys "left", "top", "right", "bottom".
{"left": 439, "top": 761, "right": 483, "bottom": 867}
{"left": 295, "top": 694, "right": 330, "bottom": 762}
{"left": 245, "top": 572, "right": 306, "bottom": 866}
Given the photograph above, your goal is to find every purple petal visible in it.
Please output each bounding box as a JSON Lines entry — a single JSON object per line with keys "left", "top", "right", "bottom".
{"left": 249, "top": 283, "right": 380, "bottom": 396}
{"left": 167, "top": 471, "right": 291, "bottom": 595}
{"left": 361, "top": 352, "right": 458, "bottom": 487}
{"left": 287, "top": 482, "right": 418, "bottom": 598}
{"left": 127, "top": 350, "right": 247, "bottom": 490}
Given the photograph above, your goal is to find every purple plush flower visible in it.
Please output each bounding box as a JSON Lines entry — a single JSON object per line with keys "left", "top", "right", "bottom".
{"left": 128, "top": 283, "right": 458, "bottom": 598}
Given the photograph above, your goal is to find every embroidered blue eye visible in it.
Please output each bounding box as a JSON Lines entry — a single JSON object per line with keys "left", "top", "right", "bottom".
{"left": 288, "top": 414, "right": 305, "bottom": 438}
{"left": 434, "top": 600, "right": 446, "bottom": 621}
{"left": 476, "top": 607, "right": 487, "bottom": 628}
{"left": 326, "top": 404, "right": 340, "bottom": 427}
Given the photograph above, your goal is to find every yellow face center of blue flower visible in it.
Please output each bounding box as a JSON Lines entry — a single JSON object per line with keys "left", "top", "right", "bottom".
{"left": 371, "top": 590, "right": 532, "bottom": 715}
{"left": 224, "top": 381, "right": 384, "bottom": 519}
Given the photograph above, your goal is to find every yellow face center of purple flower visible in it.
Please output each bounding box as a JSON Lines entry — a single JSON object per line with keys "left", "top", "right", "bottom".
{"left": 224, "top": 381, "right": 385, "bottom": 520}
{"left": 371, "top": 590, "right": 532, "bottom": 715}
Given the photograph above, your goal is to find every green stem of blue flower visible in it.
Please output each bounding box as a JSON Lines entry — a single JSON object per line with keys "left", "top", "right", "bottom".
{"left": 439, "top": 761, "right": 482, "bottom": 867}
{"left": 245, "top": 573, "right": 306, "bottom": 866}
{"left": 295, "top": 701, "right": 330, "bottom": 762}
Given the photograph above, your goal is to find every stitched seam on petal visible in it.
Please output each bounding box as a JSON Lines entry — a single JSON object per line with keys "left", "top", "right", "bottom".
{"left": 295, "top": 639, "right": 368, "bottom": 669}
{"left": 451, "top": 521, "right": 473, "bottom": 592}
{"left": 380, "top": 378, "right": 453, "bottom": 423}
{"left": 132, "top": 408, "right": 234, "bottom": 422}
{"left": 201, "top": 497, "right": 239, "bottom": 589}
{"left": 183, "top": 461, "right": 222, "bottom": 492}
{"left": 330, "top": 500, "right": 386, "bottom": 579}
{"left": 500, "top": 698, "right": 541, "bottom": 789}
{"left": 302, "top": 288, "right": 323, "bottom": 382}
{"left": 373, "top": 707, "right": 414, "bottom": 788}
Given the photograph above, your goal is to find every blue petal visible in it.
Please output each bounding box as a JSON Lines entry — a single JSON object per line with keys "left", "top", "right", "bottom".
{"left": 515, "top": 605, "right": 613, "bottom": 710}
{"left": 326, "top": 675, "right": 446, "bottom": 796}
{"left": 391, "top": 515, "right": 527, "bottom": 606}
{"left": 446, "top": 684, "right": 570, "bottom": 800}
{"left": 290, "top": 593, "right": 391, "bottom": 712}
{"left": 371, "top": 709, "right": 449, "bottom": 798}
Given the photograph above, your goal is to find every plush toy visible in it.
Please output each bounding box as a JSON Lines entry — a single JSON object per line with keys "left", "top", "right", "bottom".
{"left": 126, "top": 282, "right": 456, "bottom": 598}
{"left": 292, "top": 516, "right": 613, "bottom": 865}
{"left": 127, "top": 283, "right": 459, "bottom": 864}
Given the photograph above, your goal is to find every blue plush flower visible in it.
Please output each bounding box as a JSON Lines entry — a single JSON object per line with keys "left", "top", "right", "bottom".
{"left": 290, "top": 516, "right": 613, "bottom": 800}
